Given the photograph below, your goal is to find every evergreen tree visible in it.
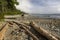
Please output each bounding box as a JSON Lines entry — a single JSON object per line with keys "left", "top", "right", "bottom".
{"left": 6, "top": 0, "right": 19, "bottom": 10}
{"left": 0, "top": 0, "right": 21, "bottom": 19}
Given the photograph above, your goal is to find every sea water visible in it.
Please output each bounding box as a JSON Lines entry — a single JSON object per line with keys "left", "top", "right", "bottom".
{"left": 31, "top": 14, "right": 60, "bottom": 19}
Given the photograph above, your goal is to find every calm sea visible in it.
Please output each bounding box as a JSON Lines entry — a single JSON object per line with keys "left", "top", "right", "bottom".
{"left": 31, "top": 14, "right": 60, "bottom": 19}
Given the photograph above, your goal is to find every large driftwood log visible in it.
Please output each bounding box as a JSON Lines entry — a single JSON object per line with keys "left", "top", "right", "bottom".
{"left": 30, "top": 21, "right": 59, "bottom": 40}
{"left": 0, "top": 23, "right": 9, "bottom": 40}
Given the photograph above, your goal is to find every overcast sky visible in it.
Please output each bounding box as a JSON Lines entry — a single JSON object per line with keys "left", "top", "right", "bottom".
{"left": 16, "top": 0, "right": 60, "bottom": 14}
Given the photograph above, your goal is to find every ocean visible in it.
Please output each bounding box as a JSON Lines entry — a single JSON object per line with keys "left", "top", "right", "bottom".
{"left": 31, "top": 14, "right": 60, "bottom": 19}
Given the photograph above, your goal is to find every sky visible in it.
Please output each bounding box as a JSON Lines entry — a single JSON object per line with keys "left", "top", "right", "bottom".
{"left": 16, "top": 0, "right": 60, "bottom": 14}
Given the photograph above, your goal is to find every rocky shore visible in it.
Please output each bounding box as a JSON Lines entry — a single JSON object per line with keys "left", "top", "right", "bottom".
{"left": 0, "top": 14, "right": 60, "bottom": 40}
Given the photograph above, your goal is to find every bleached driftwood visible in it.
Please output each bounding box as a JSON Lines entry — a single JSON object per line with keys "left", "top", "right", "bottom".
{"left": 30, "top": 21, "right": 59, "bottom": 40}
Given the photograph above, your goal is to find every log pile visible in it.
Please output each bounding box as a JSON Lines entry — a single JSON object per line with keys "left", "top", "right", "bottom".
{"left": 0, "top": 21, "right": 60, "bottom": 40}
{"left": 13, "top": 21, "right": 60, "bottom": 40}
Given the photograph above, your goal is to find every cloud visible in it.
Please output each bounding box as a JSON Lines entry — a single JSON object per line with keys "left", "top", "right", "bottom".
{"left": 16, "top": 0, "right": 60, "bottom": 14}
{"left": 16, "top": 0, "right": 32, "bottom": 13}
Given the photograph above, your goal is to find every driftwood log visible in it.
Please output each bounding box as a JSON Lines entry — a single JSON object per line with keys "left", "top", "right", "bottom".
{"left": 30, "top": 21, "right": 59, "bottom": 40}
{"left": 0, "top": 23, "right": 9, "bottom": 40}
{"left": 12, "top": 21, "right": 39, "bottom": 40}
{"left": 21, "top": 26, "right": 39, "bottom": 40}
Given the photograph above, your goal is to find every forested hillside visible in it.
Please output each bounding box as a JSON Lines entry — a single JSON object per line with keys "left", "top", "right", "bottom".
{"left": 0, "top": 0, "right": 22, "bottom": 19}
